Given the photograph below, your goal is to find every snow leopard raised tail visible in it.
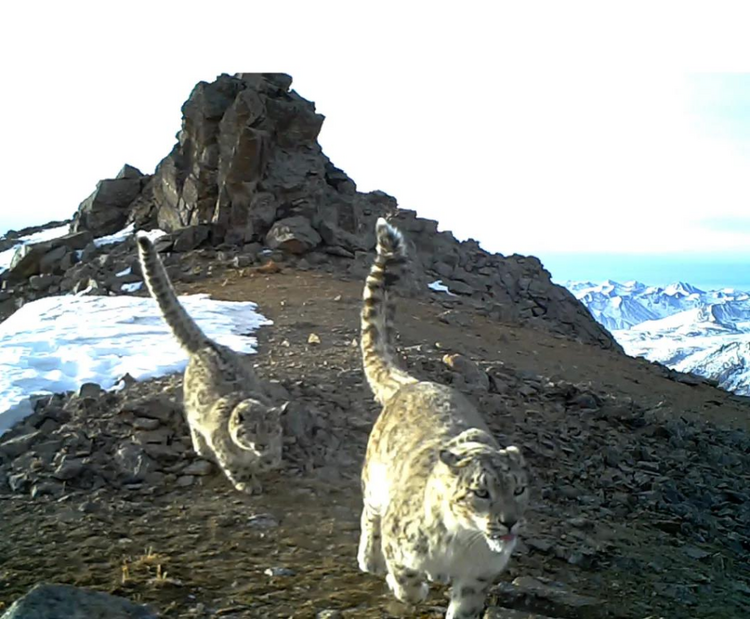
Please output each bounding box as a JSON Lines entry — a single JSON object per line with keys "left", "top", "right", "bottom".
{"left": 358, "top": 217, "right": 529, "bottom": 619}
{"left": 137, "top": 233, "right": 285, "bottom": 495}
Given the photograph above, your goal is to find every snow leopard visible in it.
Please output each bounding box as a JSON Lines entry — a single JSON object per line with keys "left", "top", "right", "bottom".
{"left": 358, "top": 218, "right": 529, "bottom": 619}
{"left": 137, "top": 233, "right": 284, "bottom": 494}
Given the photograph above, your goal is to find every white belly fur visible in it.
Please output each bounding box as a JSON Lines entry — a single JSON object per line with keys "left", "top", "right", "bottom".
{"left": 414, "top": 531, "right": 516, "bottom": 582}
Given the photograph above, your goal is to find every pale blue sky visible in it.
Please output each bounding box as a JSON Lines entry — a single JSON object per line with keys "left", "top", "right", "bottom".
{"left": 2, "top": 2, "right": 750, "bottom": 288}
{"left": 545, "top": 252, "right": 750, "bottom": 291}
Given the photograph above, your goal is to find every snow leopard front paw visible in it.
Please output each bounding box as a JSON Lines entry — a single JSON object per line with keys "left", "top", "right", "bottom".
{"left": 386, "top": 570, "right": 429, "bottom": 604}
{"left": 235, "top": 476, "right": 262, "bottom": 495}
{"left": 357, "top": 547, "right": 386, "bottom": 575}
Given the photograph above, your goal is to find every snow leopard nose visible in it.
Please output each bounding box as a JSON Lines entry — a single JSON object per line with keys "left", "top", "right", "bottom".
{"left": 497, "top": 518, "right": 517, "bottom": 530}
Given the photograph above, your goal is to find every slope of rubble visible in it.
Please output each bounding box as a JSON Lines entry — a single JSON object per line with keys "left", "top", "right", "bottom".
{"left": 1, "top": 258, "right": 749, "bottom": 618}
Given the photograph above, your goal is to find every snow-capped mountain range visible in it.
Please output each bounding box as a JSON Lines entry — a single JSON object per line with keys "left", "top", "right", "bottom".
{"left": 567, "top": 279, "right": 750, "bottom": 396}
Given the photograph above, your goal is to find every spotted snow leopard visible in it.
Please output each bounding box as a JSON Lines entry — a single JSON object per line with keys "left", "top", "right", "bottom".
{"left": 358, "top": 218, "right": 529, "bottom": 619}
{"left": 136, "top": 233, "right": 284, "bottom": 494}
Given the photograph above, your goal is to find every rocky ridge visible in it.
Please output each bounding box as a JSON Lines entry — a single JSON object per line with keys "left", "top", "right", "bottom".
{"left": 0, "top": 72, "right": 619, "bottom": 352}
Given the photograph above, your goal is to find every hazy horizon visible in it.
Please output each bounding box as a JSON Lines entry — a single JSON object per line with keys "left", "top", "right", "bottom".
{"left": 540, "top": 252, "right": 750, "bottom": 292}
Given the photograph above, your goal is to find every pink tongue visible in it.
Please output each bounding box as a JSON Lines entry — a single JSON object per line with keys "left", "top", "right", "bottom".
{"left": 500, "top": 534, "right": 516, "bottom": 542}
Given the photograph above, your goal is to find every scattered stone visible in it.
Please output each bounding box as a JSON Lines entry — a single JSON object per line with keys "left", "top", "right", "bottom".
{"left": 7, "top": 473, "right": 30, "bottom": 493}
{"left": 79, "top": 383, "right": 103, "bottom": 399}
{"left": 437, "top": 309, "right": 470, "bottom": 327}
{"left": 30, "top": 482, "right": 63, "bottom": 499}
{"left": 183, "top": 460, "right": 213, "bottom": 476}
{"left": 266, "top": 216, "right": 322, "bottom": 255}
{"left": 176, "top": 475, "right": 195, "bottom": 487}
{"left": 525, "top": 538, "right": 553, "bottom": 554}
{"left": 247, "top": 513, "right": 279, "bottom": 529}
{"left": 0, "top": 432, "right": 41, "bottom": 459}
{"left": 683, "top": 545, "right": 711, "bottom": 560}
{"left": 231, "top": 255, "right": 253, "bottom": 268}
{"left": 493, "top": 576, "right": 603, "bottom": 619}
{"left": 53, "top": 457, "right": 86, "bottom": 481}
{"left": 442, "top": 353, "right": 490, "bottom": 391}
{"left": 308, "top": 333, "right": 321, "bottom": 346}
{"left": 28, "top": 274, "right": 55, "bottom": 292}
{"left": 114, "top": 443, "right": 155, "bottom": 483}
{"left": 264, "top": 567, "right": 295, "bottom": 577}
{"left": 125, "top": 396, "right": 179, "bottom": 422}
{"left": 132, "top": 417, "right": 161, "bottom": 431}
{"left": 570, "top": 392, "right": 599, "bottom": 410}
{"left": 172, "top": 225, "right": 211, "bottom": 253}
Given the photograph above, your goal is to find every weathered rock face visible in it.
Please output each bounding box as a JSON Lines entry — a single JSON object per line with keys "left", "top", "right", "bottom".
{"left": 72, "top": 165, "right": 150, "bottom": 236}
{"left": 118, "top": 72, "right": 620, "bottom": 351}
{"left": 5, "top": 231, "right": 91, "bottom": 281}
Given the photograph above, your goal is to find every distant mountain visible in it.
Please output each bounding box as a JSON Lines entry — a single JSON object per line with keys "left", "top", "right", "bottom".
{"left": 567, "top": 279, "right": 750, "bottom": 395}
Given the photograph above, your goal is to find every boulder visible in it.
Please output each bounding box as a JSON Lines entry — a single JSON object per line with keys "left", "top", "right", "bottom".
{"left": 443, "top": 354, "right": 490, "bottom": 391}
{"left": 266, "top": 216, "right": 321, "bottom": 254}
{"left": 6, "top": 232, "right": 91, "bottom": 280}
{"left": 172, "top": 224, "right": 212, "bottom": 252}
{"left": 71, "top": 166, "right": 146, "bottom": 236}
{"left": 116, "top": 164, "right": 143, "bottom": 180}
{"left": 0, "top": 583, "right": 156, "bottom": 619}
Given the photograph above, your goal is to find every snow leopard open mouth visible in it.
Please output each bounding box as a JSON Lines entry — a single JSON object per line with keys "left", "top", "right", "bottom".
{"left": 488, "top": 533, "right": 517, "bottom": 543}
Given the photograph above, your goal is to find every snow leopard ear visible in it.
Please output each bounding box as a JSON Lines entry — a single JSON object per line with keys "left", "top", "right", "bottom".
{"left": 503, "top": 445, "right": 524, "bottom": 465}
{"left": 270, "top": 402, "right": 289, "bottom": 419}
{"left": 439, "top": 449, "right": 462, "bottom": 470}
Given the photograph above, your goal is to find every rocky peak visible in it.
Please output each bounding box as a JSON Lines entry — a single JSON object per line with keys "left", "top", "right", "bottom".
{"left": 19, "top": 72, "right": 620, "bottom": 352}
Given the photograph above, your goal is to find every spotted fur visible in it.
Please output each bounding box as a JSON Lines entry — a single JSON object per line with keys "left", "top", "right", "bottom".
{"left": 358, "top": 218, "right": 529, "bottom": 618}
{"left": 360, "top": 218, "right": 417, "bottom": 405}
{"left": 137, "top": 233, "right": 284, "bottom": 494}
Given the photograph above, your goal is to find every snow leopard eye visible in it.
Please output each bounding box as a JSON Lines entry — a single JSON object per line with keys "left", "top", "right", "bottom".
{"left": 514, "top": 485, "right": 526, "bottom": 497}
{"left": 473, "top": 488, "right": 489, "bottom": 499}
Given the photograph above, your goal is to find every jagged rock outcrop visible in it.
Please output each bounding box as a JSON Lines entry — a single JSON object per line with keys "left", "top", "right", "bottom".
{"left": 5, "top": 231, "right": 91, "bottom": 281}
{"left": 107, "top": 72, "right": 620, "bottom": 351}
{"left": 72, "top": 165, "right": 150, "bottom": 236}
{"left": 3, "top": 71, "right": 621, "bottom": 350}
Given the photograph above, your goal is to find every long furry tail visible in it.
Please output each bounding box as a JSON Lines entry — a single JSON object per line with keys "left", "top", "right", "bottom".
{"left": 136, "top": 233, "right": 208, "bottom": 353}
{"left": 361, "top": 218, "right": 417, "bottom": 405}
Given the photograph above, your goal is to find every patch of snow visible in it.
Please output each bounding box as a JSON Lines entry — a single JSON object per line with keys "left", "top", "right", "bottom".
{"left": 0, "top": 294, "right": 271, "bottom": 433}
{"left": 74, "top": 285, "right": 95, "bottom": 297}
{"left": 93, "top": 224, "right": 167, "bottom": 248}
{"left": 116, "top": 266, "right": 132, "bottom": 277}
{"left": 92, "top": 224, "right": 135, "bottom": 247}
{"left": 429, "top": 280, "right": 452, "bottom": 294}
{"left": 121, "top": 282, "right": 143, "bottom": 293}
{"left": 0, "top": 224, "right": 71, "bottom": 274}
